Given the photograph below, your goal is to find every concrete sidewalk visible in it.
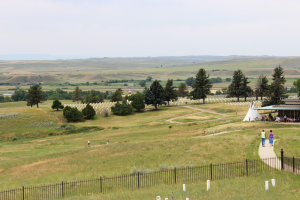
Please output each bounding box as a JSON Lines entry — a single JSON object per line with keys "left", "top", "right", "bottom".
{"left": 258, "top": 139, "right": 281, "bottom": 170}
{"left": 258, "top": 139, "right": 300, "bottom": 174}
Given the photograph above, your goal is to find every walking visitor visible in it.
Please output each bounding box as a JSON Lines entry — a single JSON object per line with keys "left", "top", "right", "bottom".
{"left": 258, "top": 130, "right": 266, "bottom": 147}
{"left": 269, "top": 130, "right": 274, "bottom": 146}
{"left": 107, "top": 139, "right": 109, "bottom": 144}
{"left": 88, "top": 140, "right": 91, "bottom": 147}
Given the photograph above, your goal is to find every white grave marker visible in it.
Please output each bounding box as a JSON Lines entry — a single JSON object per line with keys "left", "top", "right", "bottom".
{"left": 183, "top": 184, "right": 186, "bottom": 191}
{"left": 265, "top": 181, "right": 269, "bottom": 191}
{"left": 272, "top": 179, "right": 275, "bottom": 187}
{"left": 156, "top": 196, "right": 161, "bottom": 200}
{"left": 207, "top": 180, "right": 210, "bottom": 191}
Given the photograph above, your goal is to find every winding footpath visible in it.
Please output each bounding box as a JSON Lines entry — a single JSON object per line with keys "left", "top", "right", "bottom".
{"left": 258, "top": 139, "right": 299, "bottom": 174}
{"left": 166, "top": 106, "right": 230, "bottom": 124}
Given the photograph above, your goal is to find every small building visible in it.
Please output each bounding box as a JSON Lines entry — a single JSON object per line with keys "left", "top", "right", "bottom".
{"left": 256, "top": 97, "right": 300, "bottom": 117}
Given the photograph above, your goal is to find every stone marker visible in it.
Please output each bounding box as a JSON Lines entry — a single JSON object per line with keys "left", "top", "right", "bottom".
{"left": 183, "top": 184, "right": 186, "bottom": 191}
{"left": 207, "top": 180, "right": 210, "bottom": 191}
{"left": 265, "top": 181, "right": 269, "bottom": 191}
{"left": 271, "top": 179, "right": 275, "bottom": 187}
{"left": 156, "top": 196, "right": 161, "bottom": 200}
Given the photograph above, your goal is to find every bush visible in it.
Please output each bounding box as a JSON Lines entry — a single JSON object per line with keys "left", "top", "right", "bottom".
{"left": 131, "top": 94, "right": 145, "bottom": 112}
{"left": 102, "top": 108, "right": 109, "bottom": 117}
{"left": 63, "top": 126, "right": 104, "bottom": 135}
{"left": 130, "top": 166, "right": 152, "bottom": 175}
{"left": 12, "top": 137, "right": 18, "bottom": 141}
{"left": 63, "top": 107, "right": 84, "bottom": 122}
{"left": 82, "top": 104, "right": 96, "bottom": 119}
{"left": 111, "top": 99, "right": 133, "bottom": 115}
{"left": 51, "top": 100, "right": 64, "bottom": 111}
{"left": 63, "top": 106, "right": 72, "bottom": 117}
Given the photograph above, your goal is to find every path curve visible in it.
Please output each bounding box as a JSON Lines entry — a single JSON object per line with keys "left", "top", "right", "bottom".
{"left": 258, "top": 139, "right": 299, "bottom": 174}
{"left": 166, "top": 106, "right": 230, "bottom": 124}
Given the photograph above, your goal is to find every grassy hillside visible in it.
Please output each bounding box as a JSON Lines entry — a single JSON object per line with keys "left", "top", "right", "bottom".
{"left": 0, "top": 101, "right": 299, "bottom": 191}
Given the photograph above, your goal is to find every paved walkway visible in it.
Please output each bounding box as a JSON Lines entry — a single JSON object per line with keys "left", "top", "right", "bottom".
{"left": 258, "top": 139, "right": 299, "bottom": 174}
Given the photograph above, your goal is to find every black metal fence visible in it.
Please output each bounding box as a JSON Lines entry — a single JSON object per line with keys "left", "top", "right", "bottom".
{"left": 1, "top": 151, "right": 299, "bottom": 200}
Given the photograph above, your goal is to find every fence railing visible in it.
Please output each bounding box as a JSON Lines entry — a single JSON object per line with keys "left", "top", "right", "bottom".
{"left": 1, "top": 150, "right": 298, "bottom": 200}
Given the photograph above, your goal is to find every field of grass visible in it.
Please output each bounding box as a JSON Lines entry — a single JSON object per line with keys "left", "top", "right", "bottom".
{"left": 64, "top": 170, "right": 300, "bottom": 200}
{"left": 0, "top": 99, "right": 299, "bottom": 200}
{"left": 1, "top": 56, "right": 300, "bottom": 96}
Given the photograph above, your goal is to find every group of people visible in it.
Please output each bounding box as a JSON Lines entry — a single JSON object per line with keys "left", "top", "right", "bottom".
{"left": 259, "top": 130, "right": 274, "bottom": 147}
{"left": 87, "top": 139, "right": 109, "bottom": 147}
{"left": 275, "top": 115, "right": 300, "bottom": 123}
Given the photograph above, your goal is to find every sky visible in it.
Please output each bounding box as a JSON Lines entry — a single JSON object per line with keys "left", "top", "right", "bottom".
{"left": 1, "top": 0, "right": 300, "bottom": 58}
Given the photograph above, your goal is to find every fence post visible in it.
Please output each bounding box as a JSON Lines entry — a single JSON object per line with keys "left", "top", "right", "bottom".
{"left": 281, "top": 149, "right": 284, "bottom": 170}
{"left": 23, "top": 186, "right": 24, "bottom": 200}
{"left": 246, "top": 159, "right": 248, "bottom": 176}
{"left": 100, "top": 177, "right": 102, "bottom": 193}
{"left": 62, "top": 181, "right": 64, "bottom": 197}
{"left": 293, "top": 157, "right": 295, "bottom": 173}
{"left": 210, "top": 163, "right": 212, "bottom": 181}
{"left": 174, "top": 168, "right": 176, "bottom": 184}
{"left": 138, "top": 172, "right": 140, "bottom": 189}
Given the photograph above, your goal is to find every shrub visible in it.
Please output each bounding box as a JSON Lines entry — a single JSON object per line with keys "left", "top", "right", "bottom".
{"left": 159, "top": 164, "right": 169, "bottom": 171}
{"left": 63, "top": 126, "right": 104, "bottom": 135}
{"left": 131, "top": 94, "right": 145, "bottom": 112}
{"left": 111, "top": 99, "right": 133, "bottom": 115}
{"left": 102, "top": 108, "right": 109, "bottom": 117}
{"left": 169, "top": 126, "right": 172, "bottom": 129}
{"left": 0, "top": 112, "right": 20, "bottom": 119}
{"left": 51, "top": 100, "right": 64, "bottom": 111}
{"left": 12, "top": 137, "right": 18, "bottom": 141}
{"left": 82, "top": 104, "right": 96, "bottom": 119}
{"left": 48, "top": 133, "right": 54, "bottom": 136}
{"left": 63, "top": 107, "right": 84, "bottom": 122}
{"left": 63, "top": 106, "right": 72, "bottom": 117}
{"left": 130, "top": 166, "right": 152, "bottom": 175}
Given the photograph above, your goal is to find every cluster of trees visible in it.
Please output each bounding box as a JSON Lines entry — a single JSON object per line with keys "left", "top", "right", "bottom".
{"left": 0, "top": 95, "right": 12, "bottom": 103}
{"left": 226, "top": 65, "right": 287, "bottom": 105}
{"left": 138, "top": 76, "right": 153, "bottom": 87}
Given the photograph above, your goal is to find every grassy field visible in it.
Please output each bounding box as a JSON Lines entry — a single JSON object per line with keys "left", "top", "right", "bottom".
{"left": 1, "top": 56, "right": 300, "bottom": 95}
{"left": 64, "top": 170, "right": 300, "bottom": 200}
{"left": 1, "top": 100, "right": 300, "bottom": 196}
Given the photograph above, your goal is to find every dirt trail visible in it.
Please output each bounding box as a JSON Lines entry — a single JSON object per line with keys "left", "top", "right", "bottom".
{"left": 166, "top": 106, "right": 230, "bottom": 124}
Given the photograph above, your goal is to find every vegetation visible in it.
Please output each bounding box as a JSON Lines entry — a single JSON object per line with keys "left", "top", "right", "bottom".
{"left": 227, "top": 69, "right": 250, "bottom": 102}
{"left": 255, "top": 75, "right": 269, "bottom": 100}
{"left": 190, "top": 68, "right": 212, "bottom": 104}
{"left": 139, "top": 80, "right": 146, "bottom": 87}
{"left": 177, "top": 83, "right": 188, "bottom": 97}
{"left": 51, "top": 99, "right": 64, "bottom": 111}
{"left": 27, "top": 84, "right": 44, "bottom": 107}
{"left": 111, "top": 88, "right": 123, "bottom": 102}
{"left": 185, "top": 77, "right": 195, "bottom": 86}
{"left": 145, "top": 80, "right": 166, "bottom": 110}
{"left": 73, "top": 86, "right": 81, "bottom": 103}
{"left": 111, "top": 99, "right": 134, "bottom": 115}
{"left": 82, "top": 104, "right": 96, "bottom": 119}
{"left": 164, "top": 79, "right": 177, "bottom": 106}
{"left": 131, "top": 94, "right": 145, "bottom": 112}
{"left": 63, "top": 106, "right": 84, "bottom": 121}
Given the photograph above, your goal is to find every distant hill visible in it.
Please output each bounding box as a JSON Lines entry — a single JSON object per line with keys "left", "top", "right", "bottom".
{"left": 0, "top": 54, "right": 93, "bottom": 60}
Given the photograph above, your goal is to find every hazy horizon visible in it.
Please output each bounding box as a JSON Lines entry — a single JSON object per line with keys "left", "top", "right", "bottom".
{"left": 1, "top": 0, "right": 300, "bottom": 57}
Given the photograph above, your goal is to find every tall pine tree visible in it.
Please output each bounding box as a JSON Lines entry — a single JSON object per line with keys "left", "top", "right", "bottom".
{"left": 241, "top": 75, "right": 252, "bottom": 101}
{"left": 255, "top": 75, "right": 269, "bottom": 100}
{"left": 269, "top": 65, "right": 286, "bottom": 105}
{"left": 164, "top": 79, "right": 178, "bottom": 106}
{"left": 145, "top": 80, "right": 166, "bottom": 110}
{"left": 227, "top": 69, "right": 244, "bottom": 102}
{"left": 27, "top": 84, "right": 44, "bottom": 108}
{"left": 73, "top": 86, "right": 81, "bottom": 103}
{"left": 131, "top": 93, "right": 145, "bottom": 111}
{"left": 190, "top": 68, "right": 212, "bottom": 104}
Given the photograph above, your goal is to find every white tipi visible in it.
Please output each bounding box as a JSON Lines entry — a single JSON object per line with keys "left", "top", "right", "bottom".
{"left": 243, "top": 102, "right": 261, "bottom": 121}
